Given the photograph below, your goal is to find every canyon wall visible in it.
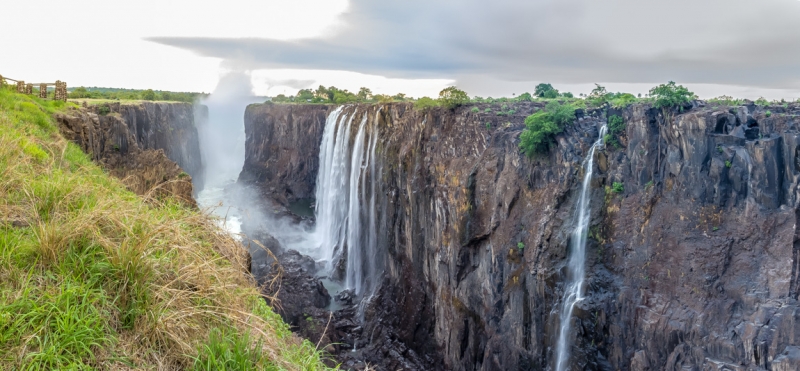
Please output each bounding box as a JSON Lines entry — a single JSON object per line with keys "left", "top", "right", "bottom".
{"left": 55, "top": 102, "right": 204, "bottom": 206}
{"left": 243, "top": 101, "right": 800, "bottom": 371}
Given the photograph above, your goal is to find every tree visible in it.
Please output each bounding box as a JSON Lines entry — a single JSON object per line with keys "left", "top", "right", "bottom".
{"left": 534, "top": 83, "right": 559, "bottom": 99}
{"left": 141, "top": 89, "right": 156, "bottom": 101}
{"left": 519, "top": 101, "right": 577, "bottom": 156}
{"left": 357, "top": 87, "right": 372, "bottom": 101}
{"left": 649, "top": 81, "right": 696, "bottom": 109}
{"left": 561, "top": 92, "right": 574, "bottom": 98}
{"left": 439, "top": 86, "right": 469, "bottom": 109}
{"left": 296, "top": 89, "right": 314, "bottom": 102}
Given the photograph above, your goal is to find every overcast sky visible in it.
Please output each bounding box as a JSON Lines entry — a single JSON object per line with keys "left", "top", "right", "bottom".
{"left": 4, "top": 0, "right": 800, "bottom": 99}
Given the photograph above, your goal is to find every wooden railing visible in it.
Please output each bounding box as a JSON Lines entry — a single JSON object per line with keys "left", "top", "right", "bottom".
{"left": 0, "top": 74, "right": 67, "bottom": 101}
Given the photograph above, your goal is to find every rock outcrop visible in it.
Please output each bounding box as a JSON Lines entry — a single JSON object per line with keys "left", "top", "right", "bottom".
{"left": 55, "top": 102, "right": 204, "bottom": 207}
{"left": 238, "top": 103, "right": 332, "bottom": 205}
{"left": 242, "top": 100, "right": 800, "bottom": 371}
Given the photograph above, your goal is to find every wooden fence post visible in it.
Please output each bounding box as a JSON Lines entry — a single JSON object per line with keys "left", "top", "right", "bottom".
{"left": 17, "top": 81, "right": 25, "bottom": 93}
{"left": 25, "top": 84, "right": 33, "bottom": 95}
{"left": 39, "top": 84, "right": 48, "bottom": 98}
{"left": 55, "top": 81, "right": 61, "bottom": 101}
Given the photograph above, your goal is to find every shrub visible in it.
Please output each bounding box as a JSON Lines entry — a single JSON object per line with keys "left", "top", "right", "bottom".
{"left": 608, "top": 115, "right": 625, "bottom": 135}
{"left": 141, "top": 89, "right": 156, "bottom": 101}
{"left": 612, "top": 182, "right": 624, "bottom": 194}
{"left": 519, "top": 101, "right": 576, "bottom": 156}
{"left": 414, "top": 96, "right": 440, "bottom": 110}
{"left": 649, "top": 81, "right": 696, "bottom": 109}
{"left": 439, "top": 86, "right": 469, "bottom": 109}
{"left": 517, "top": 242, "right": 525, "bottom": 250}
{"left": 766, "top": 110, "right": 772, "bottom": 117}
{"left": 97, "top": 105, "right": 111, "bottom": 116}
{"left": 517, "top": 92, "right": 533, "bottom": 102}
{"left": 535, "top": 83, "right": 559, "bottom": 99}
{"left": 471, "top": 107, "right": 480, "bottom": 113}
{"left": 725, "top": 160, "right": 732, "bottom": 168}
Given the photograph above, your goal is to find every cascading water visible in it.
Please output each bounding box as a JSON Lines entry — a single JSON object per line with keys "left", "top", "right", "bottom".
{"left": 554, "top": 124, "right": 607, "bottom": 371}
{"left": 314, "top": 106, "right": 381, "bottom": 297}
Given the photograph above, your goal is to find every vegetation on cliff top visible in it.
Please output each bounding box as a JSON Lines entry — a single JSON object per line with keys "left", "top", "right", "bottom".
{"left": 519, "top": 101, "right": 577, "bottom": 156}
{"left": 0, "top": 86, "right": 333, "bottom": 370}
{"left": 68, "top": 87, "right": 208, "bottom": 103}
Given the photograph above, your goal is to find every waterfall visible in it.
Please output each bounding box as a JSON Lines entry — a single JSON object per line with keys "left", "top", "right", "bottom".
{"left": 554, "top": 124, "right": 607, "bottom": 371}
{"left": 314, "top": 106, "right": 381, "bottom": 297}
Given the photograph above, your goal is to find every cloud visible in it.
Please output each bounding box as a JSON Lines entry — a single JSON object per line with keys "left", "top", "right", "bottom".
{"left": 148, "top": 0, "right": 800, "bottom": 90}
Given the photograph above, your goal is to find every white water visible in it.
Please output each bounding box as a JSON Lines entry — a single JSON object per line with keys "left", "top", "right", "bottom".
{"left": 554, "top": 124, "right": 607, "bottom": 371}
{"left": 314, "top": 106, "right": 381, "bottom": 296}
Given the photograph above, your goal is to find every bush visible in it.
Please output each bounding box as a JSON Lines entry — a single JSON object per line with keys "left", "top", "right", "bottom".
{"left": 608, "top": 115, "right": 625, "bottom": 135}
{"left": 535, "top": 83, "right": 559, "bottom": 99}
{"left": 141, "top": 89, "right": 156, "bottom": 101}
{"left": 439, "top": 86, "right": 469, "bottom": 109}
{"left": 414, "top": 96, "right": 440, "bottom": 110}
{"left": 517, "top": 92, "right": 533, "bottom": 102}
{"left": 519, "top": 101, "right": 576, "bottom": 156}
{"left": 649, "top": 81, "right": 696, "bottom": 109}
{"left": 471, "top": 107, "right": 480, "bottom": 113}
{"left": 612, "top": 182, "right": 624, "bottom": 194}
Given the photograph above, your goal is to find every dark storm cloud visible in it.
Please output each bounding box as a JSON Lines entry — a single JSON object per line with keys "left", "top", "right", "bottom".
{"left": 149, "top": 0, "right": 800, "bottom": 88}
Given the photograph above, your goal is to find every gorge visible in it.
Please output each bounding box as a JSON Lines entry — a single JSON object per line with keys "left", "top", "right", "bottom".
{"left": 237, "top": 99, "right": 800, "bottom": 370}
{"left": 56, "top": 97, "right": 800, "bottom": 370}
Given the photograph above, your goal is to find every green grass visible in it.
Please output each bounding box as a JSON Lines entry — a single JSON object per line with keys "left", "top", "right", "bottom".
{"left": 0, "top": 86, "right": 335, "bottom": 370}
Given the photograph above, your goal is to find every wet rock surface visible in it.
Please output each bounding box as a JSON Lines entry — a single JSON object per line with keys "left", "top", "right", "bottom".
{"left": 243, "top": 101, "right": 800, "bottom": 370}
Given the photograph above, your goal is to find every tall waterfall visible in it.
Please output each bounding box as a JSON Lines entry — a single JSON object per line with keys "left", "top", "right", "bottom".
{"left": 554, "top": 124, "right": 607, "bottom": 371}
{"left": 314, "top": 106, "right": 381, "bottom": 296}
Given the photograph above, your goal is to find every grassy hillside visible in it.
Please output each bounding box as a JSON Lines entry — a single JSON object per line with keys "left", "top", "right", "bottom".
{"left": 0, "top": 86, "right": 334, "bottom": 370}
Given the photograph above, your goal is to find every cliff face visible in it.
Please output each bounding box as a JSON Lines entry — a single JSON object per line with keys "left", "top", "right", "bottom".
{"left": 55, "top": 102, "right": 204, "bottom": 206}
{"left": 242, "top": 101, "right": 800, "bottom": 371}
{"left": 238, "top": 103, "right": 332, "bottom": 204}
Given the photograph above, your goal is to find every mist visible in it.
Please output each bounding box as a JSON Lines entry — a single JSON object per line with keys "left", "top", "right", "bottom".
{"left": 194, "top": 72, "right": 322, "bottom": 262}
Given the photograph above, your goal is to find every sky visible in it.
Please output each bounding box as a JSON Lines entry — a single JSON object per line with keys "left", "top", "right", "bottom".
{"left": 3, "top": 0, "right": 800, "bottom": 100}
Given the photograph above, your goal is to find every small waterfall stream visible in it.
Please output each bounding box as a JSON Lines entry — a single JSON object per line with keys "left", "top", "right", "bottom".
{"left": 554, "top": 124, "right": 607, "bottom": 371}
{"left": 314, "top": 106, "right": 381, "bottom": 297}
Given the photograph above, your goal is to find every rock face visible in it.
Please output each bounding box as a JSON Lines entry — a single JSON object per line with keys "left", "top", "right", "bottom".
{"left": 242, "top": 101, "right": 800, "bottom": 371}
{"left": 55, "top": 102, "right": 204, "bottom": 206}
{"left": 238, "top": 103, "right": 332, "bottom": 205}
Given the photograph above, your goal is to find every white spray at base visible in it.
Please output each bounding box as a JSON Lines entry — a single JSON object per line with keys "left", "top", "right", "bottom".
{"left": 554, "top": 124, "right": 607, "bottom": 371}
{"left": 314, "top": 106, "right": 382, "bottom": 297}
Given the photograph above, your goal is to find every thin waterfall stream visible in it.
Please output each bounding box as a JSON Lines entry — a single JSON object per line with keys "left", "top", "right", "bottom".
{"left": 554, "top": 123, "right": 607, "bottom": 371}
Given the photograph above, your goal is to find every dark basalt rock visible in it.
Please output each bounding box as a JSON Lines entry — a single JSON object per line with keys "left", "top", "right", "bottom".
{"left": 242, "top": 101, "right": 800, "bottom": 370}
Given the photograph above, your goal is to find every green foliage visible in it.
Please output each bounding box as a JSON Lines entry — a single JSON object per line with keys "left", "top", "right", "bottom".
{"left": 517, "top": 92, "right": 533, "bottom": 102}
{"left": 612, "top": 182, "right": 624, "bottom": 194}
{"left": 517, "top": 242, "right": 525, "bottom": 250}
{"left": 68, "top": 86, "right": 204, "bottom": 102}
{"left": 649, "top": 81, "right": 696, "bottom": 109}
{"left": 141, "top": 89, "right": 156, "bottom": 101}
{"left": 535, "top": 84, "right": 557, "bottom": 98}
{"left": 192, "top": 329, "right": 264, "bottom": 371}
{"left": 708, "top": 95, "right": 744, "bottom": 106}
{"left": 725, "top": 160, "right": 732, "bottom": 168}
{"left": 484, "top": 107, "right": 492, "bottom": 113}
{"left": 609, "top": 93, "right": 637, "bottom": 108}
{"left": 766, "top": 110, "right": 772, "bottom": 117}
{"left": 97, "top": 105, "right": 111, "bottom": 116}
{"left": 439, "top": 86, "right": 469, "bottom": 109}
{"left": 535, "top": 83, "right": 559, "bottom": 99}
{"left": 471, "top": 107, "right": 480, "bottom": 113}
{"left": 519, "top": 101, "right": 577, "bottom": 156}
{"left": 0, "top": 87, "right": 334, "bottom": 370}
{"left": 603, "top": 133, "right": 620, "bottom": 149}
{"left": 755, "top": 97, "right": 769, "bottom": 106}
{"left": 486, "top": 122, "right": 492, "bottom": 130}
{"left": 414, "top": 97, "right": 441, "bottom": 110}
{"left": 587, "top": 84, "right": 610, "bottom": 106}
{"left": 561, "top": 92, "right": 574, "bottom": 98}
{"left": 608, "top": 115, "right": 625, "bottom": 135}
